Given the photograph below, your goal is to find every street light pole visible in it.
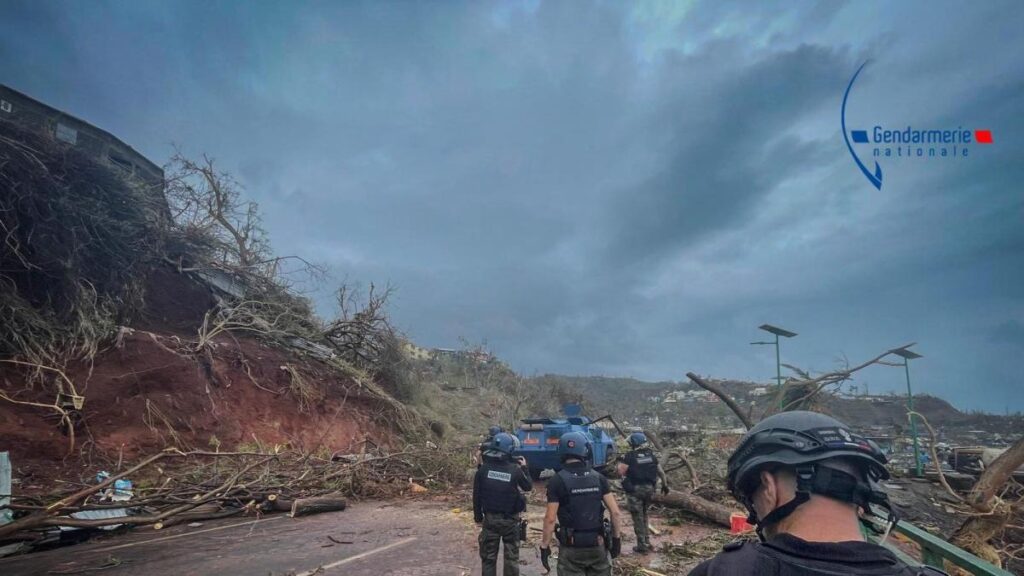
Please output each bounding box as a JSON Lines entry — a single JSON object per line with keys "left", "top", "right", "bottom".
{"left": 753, "top": 324, "right": 797, "bottom": 411}
{"left": 774, "top": 332, "right": 782, "bottom": 410}
{"left": 890, "top": 345, "right": 924, "bottom": 477}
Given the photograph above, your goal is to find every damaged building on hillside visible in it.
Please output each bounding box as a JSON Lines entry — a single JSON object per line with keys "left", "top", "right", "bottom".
{"left": 0, "top": 84, "right": 165, "bottom": 198}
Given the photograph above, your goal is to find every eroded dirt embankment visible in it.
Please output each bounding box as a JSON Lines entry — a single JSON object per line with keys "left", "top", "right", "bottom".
{"left": 0, "top": 327, "right": 392, "bottom": 490}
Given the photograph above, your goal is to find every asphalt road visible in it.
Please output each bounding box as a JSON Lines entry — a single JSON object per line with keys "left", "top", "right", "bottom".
{"left": 0, "top": 500, "right": 482, "bottom": 576}
{"left": 0, "top": 494, "right": 722, "bottom": 575}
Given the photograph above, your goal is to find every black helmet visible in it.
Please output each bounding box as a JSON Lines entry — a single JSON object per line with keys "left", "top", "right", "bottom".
{"left": 727, "top": 411, "right": 893, "bottom": 533}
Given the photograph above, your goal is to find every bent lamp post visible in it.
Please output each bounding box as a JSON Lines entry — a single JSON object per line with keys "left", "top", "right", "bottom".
{"left": 751, "top": 324, "right": 798, "bottom": 410}
{"left": 890, "top": 345, "right": 924, "bottom": 477}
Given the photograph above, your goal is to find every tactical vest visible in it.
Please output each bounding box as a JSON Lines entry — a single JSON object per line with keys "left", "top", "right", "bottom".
{"left": 626, "top": 448, "right": 658, "bottom": 485}
{"left": 478, "top": 459, "right": 523, "bottom": 515}
{"left": 701, "top": 540, "right": 948, "bottom": 576}
{"left": 556, "top": 467, "right": 604, "bottom": 546}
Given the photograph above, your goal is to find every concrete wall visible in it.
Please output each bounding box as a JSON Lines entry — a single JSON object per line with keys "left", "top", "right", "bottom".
{"left": 0, "top": 84, "right": 165, "bottom": 193}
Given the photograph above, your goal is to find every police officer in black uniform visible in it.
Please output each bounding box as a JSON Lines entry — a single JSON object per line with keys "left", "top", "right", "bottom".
{"left": 540, "top": 431, "right": 623, "bottom": 576}
{"left": 474, "top": 432, "right": 533, "bottom": 576}
{"left": 688, "top": 411, "right": 946, "bottom": 576}
{"left": 616, "top": 431, "right": 669, "bottom": 553}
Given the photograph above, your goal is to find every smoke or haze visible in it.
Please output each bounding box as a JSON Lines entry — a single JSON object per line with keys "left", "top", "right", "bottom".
{"left": 2, "top": 1, "right": 1021, "bottom": 411}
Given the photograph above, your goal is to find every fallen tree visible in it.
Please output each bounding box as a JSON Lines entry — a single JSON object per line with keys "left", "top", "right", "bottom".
{"left": 653, "top": 488, "right": 735, "bottom": 528}
{"left": 0, "top": 444, "right": 470, "bottom": 544}
{"left": 686, "top": 373, "right": 753, "bottom": 429}
{"left": 949, "top": 436, "right": 1024, "bottom": 571}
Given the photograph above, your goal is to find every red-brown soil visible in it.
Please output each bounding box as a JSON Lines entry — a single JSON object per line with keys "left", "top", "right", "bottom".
{"left": 0, "top": 331, "right": 391, "bottom": 490}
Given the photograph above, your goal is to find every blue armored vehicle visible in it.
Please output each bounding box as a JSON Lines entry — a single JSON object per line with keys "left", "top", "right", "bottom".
{"left": 513, "top": 404, "right": 620, "bottom": 479}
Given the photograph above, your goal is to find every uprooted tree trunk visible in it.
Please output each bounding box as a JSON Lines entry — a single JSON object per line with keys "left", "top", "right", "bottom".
{"left": 653, "top": 488, "right": 735, "bottom": 528}
{"left": 950, "top": 436, "right": 1024, "bottom": 569}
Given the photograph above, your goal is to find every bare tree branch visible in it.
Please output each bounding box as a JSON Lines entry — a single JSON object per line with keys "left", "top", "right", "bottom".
{"left": 686, "top": 372, "right": 753, "bottom": 429}
{"left": 908, "top": 410, "right": 964, "bottom": 503}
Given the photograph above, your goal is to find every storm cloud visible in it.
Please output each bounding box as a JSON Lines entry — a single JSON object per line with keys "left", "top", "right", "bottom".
{"left": 1, "top": 1, "right": 1021, "bottom": 411}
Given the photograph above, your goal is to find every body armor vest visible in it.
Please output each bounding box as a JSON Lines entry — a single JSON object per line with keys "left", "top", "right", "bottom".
{"left": 626, "top": 448, "right": 658, "bottom": 485}
{"left": 556, "top": 467, "right": 604, "bottom": 534}
{"left": 478, "top": 459, "right": 523, "bottom": 515}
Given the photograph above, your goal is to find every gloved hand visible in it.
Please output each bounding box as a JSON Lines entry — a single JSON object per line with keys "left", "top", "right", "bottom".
{"left": 610, "top": 537, "right": 622, "bottom": 558}
{"left": 540, "top": 546, "right": 551, "bottom": 573}
{"left": 661, "top": 483, "right": 670, "bottom": 495}
{"left": 474, "top": 513, "right": 483, "bottom": 524}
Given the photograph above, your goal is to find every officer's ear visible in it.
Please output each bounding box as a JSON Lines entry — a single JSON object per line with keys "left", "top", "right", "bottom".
{"left": 759, "top": 467, "right": 797, "bottom": 509}
{"left": 756, "top": 469, "right": 779, "bottom": 510}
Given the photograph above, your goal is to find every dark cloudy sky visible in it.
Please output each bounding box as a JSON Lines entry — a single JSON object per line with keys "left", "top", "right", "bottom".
{"left": 2, "top": 1, "right": 1021, "bottom": 412}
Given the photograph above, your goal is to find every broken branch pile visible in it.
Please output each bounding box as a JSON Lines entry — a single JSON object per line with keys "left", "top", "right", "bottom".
{"left": 0, "top": 122, "right": 164, "bottom": 370}
{"left": 0, "top": 444, "right": 471, "bottom": 544}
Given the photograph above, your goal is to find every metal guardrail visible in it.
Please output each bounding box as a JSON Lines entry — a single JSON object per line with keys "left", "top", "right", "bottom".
{"left": 865, "top": 518, "right": 1014, "bottom": 576}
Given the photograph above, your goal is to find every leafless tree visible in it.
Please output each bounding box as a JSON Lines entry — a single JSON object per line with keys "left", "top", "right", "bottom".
{"left": 321, "top": 283, "right": 395, "bottom": 370}
{"left": 164, "top": 153, "right": 324, "bottom": 292}
{"left": 166, "top": 153, "right": 270, "bottom": 269}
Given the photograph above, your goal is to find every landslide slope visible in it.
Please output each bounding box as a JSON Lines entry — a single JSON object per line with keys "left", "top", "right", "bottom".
{"left": 0, "top": 122, "right": 416, "bottom": 487}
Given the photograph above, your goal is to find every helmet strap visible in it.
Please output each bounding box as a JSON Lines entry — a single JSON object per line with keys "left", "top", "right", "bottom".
{"left": 751, "top": 463, "right": 899, "bottom": 542}
{"left": 754, "top": 491, "right": 809, "bottom": 542}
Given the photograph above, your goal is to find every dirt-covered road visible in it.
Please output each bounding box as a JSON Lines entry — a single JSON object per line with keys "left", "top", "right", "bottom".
{"left": 0, "top": 494, "right": 724, "bottom": 575}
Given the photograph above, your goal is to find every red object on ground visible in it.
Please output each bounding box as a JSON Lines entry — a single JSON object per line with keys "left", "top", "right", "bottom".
{"left": 975, "top": 129, "right": 993, "bottom": 143}
{"left": 730, "top": 512, "right": 754, "bottom": 534}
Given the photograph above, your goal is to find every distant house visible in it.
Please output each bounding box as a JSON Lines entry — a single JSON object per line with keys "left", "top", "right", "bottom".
{"left": 750, "top": 387, "right": 769, "bottom": 396}
{"left": 429, "top": 347, "right": 493, "bottom": 363}
{"left": 402, "top": 341, "right": 433, "bottom": 361}
{"left": 0, "top": 85, "right": 165, "bottom": 202}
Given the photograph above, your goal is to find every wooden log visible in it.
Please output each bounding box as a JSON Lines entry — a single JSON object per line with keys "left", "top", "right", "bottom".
{"left": 289, "top": 495, "right": 347, "bottom": 518}
{"left": 261, "top": 498, "right": 294, "bottom": 513}
{"left": 652, "top": 489, "right": 735, "bottom": 528}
